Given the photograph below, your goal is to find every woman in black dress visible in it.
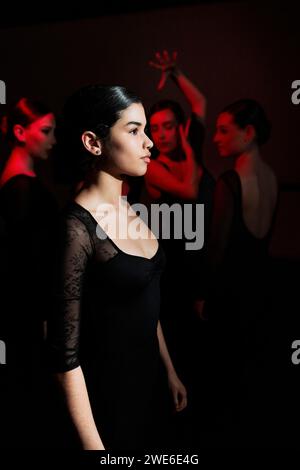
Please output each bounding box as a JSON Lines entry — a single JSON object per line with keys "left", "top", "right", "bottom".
{"left": 195, "top": 99, "right": 278, "bottom": 444}
{"left": 0, "top": 98, "right": 57, "bottom": 447}
{"left": 48, "top": 85, "right": 187, "bottom": 450}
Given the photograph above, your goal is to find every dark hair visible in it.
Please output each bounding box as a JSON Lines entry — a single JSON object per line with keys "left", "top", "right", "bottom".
{"left": 0, "top": 97, "right": 52, "bottom": 145}
{"left": 56, "top": 84, "right": 142, "bottom": 183}
{"left": 221, "top": 99, "right": 271, "bottom": 146}
{"left": 149, "top": 99, "right": 185, "bottom": 125}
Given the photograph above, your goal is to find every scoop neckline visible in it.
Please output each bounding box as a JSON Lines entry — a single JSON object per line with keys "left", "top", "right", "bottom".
{"left": 71, "top": 201, "right": 160, "bottom": 262}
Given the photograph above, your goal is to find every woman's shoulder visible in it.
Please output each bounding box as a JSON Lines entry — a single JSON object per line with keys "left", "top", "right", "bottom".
{"left": 237, "top": 161, "right": 278, "bottom": 202}
{"left": 58, "top": 202, "right": 93, "bottom": 247}
{"left": 61, "top": 201, "right": 98, "bottom": 236}
{"left": 61, "top": 201, "right": 89, "bottom": 223}
{"left": 0, "top": 173, "right": 36, "bottom": 191}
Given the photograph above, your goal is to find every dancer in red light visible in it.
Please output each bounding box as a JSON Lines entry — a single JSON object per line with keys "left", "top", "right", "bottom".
{"left": 0, "top": 98, "right": 58, "bottom": 448}
{"left": 195, "top": 99, "right": 278, "bottom": 446}
{"left": 145, "top": 50, "right": 214, "bottom": 204}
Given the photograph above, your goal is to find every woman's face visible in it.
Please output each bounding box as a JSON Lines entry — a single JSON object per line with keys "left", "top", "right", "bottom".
{"left": 149, "top": 108, "right": 179, "bottom": 154}
{"left": 103, "top": 102, "right": 153, "bottom": 177}
{"left": 214, "top": 112, "right": 249, "bottom": 158}
{"left": 19, "top": 113, "right": 56, "bottom": 160}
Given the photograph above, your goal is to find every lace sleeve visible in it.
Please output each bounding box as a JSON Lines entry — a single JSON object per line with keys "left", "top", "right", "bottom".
{"left": 47, "top": 214, "right": 93, "bottom": 372}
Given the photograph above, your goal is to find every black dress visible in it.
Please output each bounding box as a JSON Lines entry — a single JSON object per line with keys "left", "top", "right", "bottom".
{"left": 47, "top": 201, "right": 166, "bottom": 450}
{"left": 198, "top": 169, "right": 278, "bottom": 438}
{"left": 0, "top": 174, "right": 59, "bottom": 448}
{"left": 202, "top": 169, "right": 278, "bottom": 335}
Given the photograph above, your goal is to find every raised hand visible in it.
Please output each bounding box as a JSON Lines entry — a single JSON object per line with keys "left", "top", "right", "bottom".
{"left": 149, "top": 50, "right": 178, "bottom": 91}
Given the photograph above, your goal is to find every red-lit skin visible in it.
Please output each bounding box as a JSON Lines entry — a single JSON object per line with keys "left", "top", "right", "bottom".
{"left": 145, "top": 109, "right": 200, "bottom": 200}
{"left": 0, "top": 113, "right": 56, "bottom": 186}
{"left": 17, "top": 113, "right": 56, "bottom": 160}
{"left": 144, "top": 51, "right": 206, "bottom": 201}
{"left": 150, "top": 108, "right": 179, "bottom": 156}
{"left": 213, "top": 112, "right": 277, "bottom": 239}
{"left": 214, "top": 111, "right": 256, "bottom": 159}
{"left": 149, "top": 50, "right": 206, "bottom": 119}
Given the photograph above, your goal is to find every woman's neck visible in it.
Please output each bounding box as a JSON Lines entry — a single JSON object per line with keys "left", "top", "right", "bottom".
{"left": 8, "top": 147, "right": 35, "bottom": 172}
{"left": 76, "top": 170, "right": 125, "bottom": 211}
{"left": 235, "top": 147, "right": 261, "bottom": 173}
{"left": 0, "top": 147, "right": 36, "bottom": 186}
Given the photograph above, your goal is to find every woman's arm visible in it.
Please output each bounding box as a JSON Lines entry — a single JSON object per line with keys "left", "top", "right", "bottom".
{"left": 149, "top": 50, "right": 206, "bottom": 120}
{"left": 56, "top": 367, "right": 105, "bottom": 450}
{"left": 157, "top": 320, "right": 176, "bottom": 376}
{"left": 170, "top": 67, "right": 206, "bottom": 121}
{"left": 48, "top": 215, "right": 105, "bottom": 449}
{"left": 145, "top": 124, "right": 200, "bottom": 200}
{"left": 157, "top": 320, "right": 187, "bottom": 412}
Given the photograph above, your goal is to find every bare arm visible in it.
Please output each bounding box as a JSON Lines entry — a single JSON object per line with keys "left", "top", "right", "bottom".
{"left": 56, "top": 367, "right": 105, "bottom": 449}
{"left": 145, "top": 161, "right": 196, "bottom": 200}
{"left": 145, "top": 124, "right": 200, "bottom": 200}
{"left": 170, "top": 67, "right": 206, "bottom": 120}
{"left": 149, "top": 50, "right": 206, "bottom": 120}
{"left": 157, "top": 320, "right": 187, "bottom": 412}
{"left": 157, "top": 320, "right": 176, "bottom": 376}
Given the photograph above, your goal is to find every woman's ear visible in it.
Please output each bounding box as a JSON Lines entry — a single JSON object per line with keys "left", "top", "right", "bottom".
{"left": 245, "top": 124, "right": 256, "bottom": 143}
{"left": 81, "top": 131, "right": 102, "bottom": 155}
{"left": 13, "top": 124, "right": 26, "bottom": 143}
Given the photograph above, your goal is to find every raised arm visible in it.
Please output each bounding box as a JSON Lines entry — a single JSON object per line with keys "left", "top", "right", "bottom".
{"left": 47, "top": 214, "right": 105, "bottom": 450}
{"left": 149, "top": 50, "right": 206, "bottom": 120}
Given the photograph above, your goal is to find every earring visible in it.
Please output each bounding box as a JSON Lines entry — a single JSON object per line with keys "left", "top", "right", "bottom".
{"left": 95, "top": 149, "right": 101, "bottom": 155}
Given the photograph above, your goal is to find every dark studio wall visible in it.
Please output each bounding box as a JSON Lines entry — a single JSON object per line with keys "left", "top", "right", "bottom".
{"left": 0, "top": 0, "right": 299, "bottom": 257}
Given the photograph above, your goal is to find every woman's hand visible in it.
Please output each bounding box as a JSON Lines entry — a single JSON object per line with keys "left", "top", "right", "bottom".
{"left": 178, "top": 123, "right": 194, "bottom": 156}
{"left": 149, "top": 50, "right": 178, "bottom": 91}
{"left": 167, "top": 370, "right": 187, "bottom": 412}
